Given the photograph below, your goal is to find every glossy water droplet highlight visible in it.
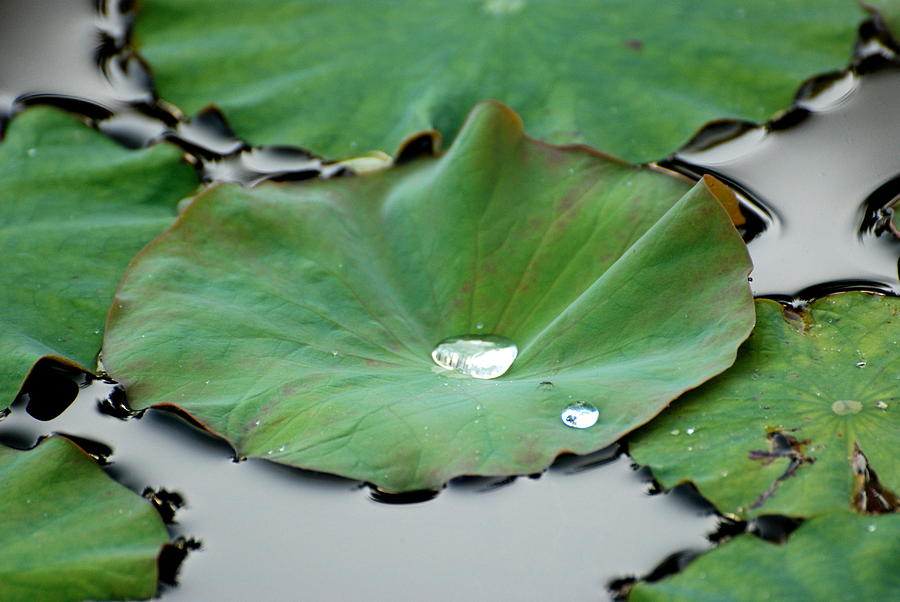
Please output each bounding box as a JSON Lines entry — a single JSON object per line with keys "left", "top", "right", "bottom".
{"left": 431, "top": 335, "right": 517, "bottom": 379}
{"left": 560, "top": 402, "right": 599, "bottom": 429}
{"left": 855, "top": 360, "right": 867, "bottom": 368}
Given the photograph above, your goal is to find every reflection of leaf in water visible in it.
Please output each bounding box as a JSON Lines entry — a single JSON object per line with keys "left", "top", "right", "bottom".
{"left": 103, "top": 101, "right": 754, "bottom": 492}
{"left": 0, "top": 436, "right": 170, "bottom": 601}
{"left": 631, "top": 293, "right": 899, "bottom": 519}
{"left": 0, "top": 107, "right": 197, "bottom": 408}
{"left": 134, "top": 0, "right": 862, "bottom": 162}
{"left": 629, "top": 512, "right": 900, "bottom": 601}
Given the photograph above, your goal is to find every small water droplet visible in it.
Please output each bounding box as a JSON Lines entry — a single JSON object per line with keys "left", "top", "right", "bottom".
{"left": 475, "top": 322, "right": 484, "bottom": 330}
{"left": 204, "top": 380, "right": 210, "bottom": 385}
{"left": 27, "top": 147, "right": 36, "bottom": 157}
{"left": 560, "top": 401, "right": 599, "bottom": 429}
{"left": 266, "top": 450, "right": 274, "bottom": 456}
{"left": 93, "top": 329, "right": 100, "bottom": 334}
{"left": 720, "top": 471, "right": 729, "bottom": 478}
{"left": 475, "top": 404, "right": 483, "bottom": 411}
{"left": 875, "top": 401, "right": 888, "bottom": 409}
{"left": 331, "top": 350, "right": 339, "bottom": 357}
{"left": 831, "top": 400, "right": 863, "bottom": 415}
{"left": 867, "top": 524, "right": 877, "bottom": 533}
{"left": 252, "top": 419, "right": 261, "bottom": 427}
{"left": 686, "top": 427, "right": 696, "bottom": 435}
{"left": 431, "top": 334, "right": 517, "bottom": 379}
{"left": 669, "top": 429, "right": 680, "bottom": 436}
{"left": 855, "top": 361, "right": 867, "bottom": 368}
{"left": 278, "top": 445, "right": 285, "bottom": 452}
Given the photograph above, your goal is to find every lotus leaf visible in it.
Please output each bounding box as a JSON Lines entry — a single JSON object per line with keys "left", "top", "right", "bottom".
{"left": 0, "top": 435, "right": 170, "bottom": 602}
{"left": 103, "top": 101, "right": 753, "bottom": 491}
{"left": 629, "top": 512, "right": 900, "bottom": 601}
{"left": 630, "top": 293, "right": 899, "bottom": 519}
{"left": 0, "top": 107, "right": 197, "bottom": 408}
{"left": 134, "top": 0, "right": 861, "bottom": 162}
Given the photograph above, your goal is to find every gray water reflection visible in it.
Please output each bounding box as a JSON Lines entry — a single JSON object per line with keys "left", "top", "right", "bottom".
{"left": 675, "top": 66, "right": 900, "bottom": 299}
{"left": 0, "top": 383, "right": 716, "bottom": 601}
{"left": 0, "top": 0, "right": 151, "bottom": 120}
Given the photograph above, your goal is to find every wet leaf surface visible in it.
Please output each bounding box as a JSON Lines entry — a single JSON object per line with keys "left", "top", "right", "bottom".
{"left": 0, "top": 435, "right": 170, "bottom": 602}
{"left": 0, "top": 107, "right": 198, "bottom": 408}
{"left": 629, "top": 512, "right": 900, "bottom": 601}
{"left": 103, "top": 101, "right": 753, "bottom": 491}
{"left": 630, "top": 293, "right": 899, "bottom": 519}
{"left": 134, "top": 0, "right": 861, "bottom": 162}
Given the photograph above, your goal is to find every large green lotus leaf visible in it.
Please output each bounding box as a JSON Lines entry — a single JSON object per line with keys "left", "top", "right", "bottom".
{"left": 630, "top": 293, "right": 899, "bottom": 519}
{"left": 0, "top": 107, "right": 197, "bottom": 408}
{"left": 0, "top": 435, "right": 170, "bottom": 602}
{"left": 103, "top": 101, "right": 754, "bottom": 491}
{"left": 629, "top": 512, "right": 900, "bottom": 601}
{"left": 134, "top": 0, "right": 861, "bottom": 163}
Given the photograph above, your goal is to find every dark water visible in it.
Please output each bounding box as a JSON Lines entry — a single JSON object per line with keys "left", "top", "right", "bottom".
{"left": 2, "top": 1, "right": 899, "bottom": 600}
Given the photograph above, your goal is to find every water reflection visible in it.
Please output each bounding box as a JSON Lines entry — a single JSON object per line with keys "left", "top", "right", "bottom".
{"left": 0, "top": 382, "right": 717, "bottom": 601}
{"left": 668, "top": 60, "right": 900, "bottom": 300}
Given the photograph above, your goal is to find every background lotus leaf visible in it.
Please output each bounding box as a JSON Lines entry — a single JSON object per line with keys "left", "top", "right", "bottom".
{"left": 629, "top": 512, "right": 900, "bottom": 601}
{"left": 0, "top": 107, "right": 197, "bottom": 408}
{"left": 103, "top": 101, "right": 753, "bottom": 491}
{"left": 630, "top": 293, "right": 899, "bottom": 519}
{"left": 0, "top": 435, "right": 170, "bottom": 602}
{"left": 134, "top": 0, "right": 861, "bottom": 162}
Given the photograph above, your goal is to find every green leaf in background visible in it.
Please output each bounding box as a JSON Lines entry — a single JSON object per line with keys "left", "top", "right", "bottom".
{"left": 629, "top": 512, "right": 900, "bottom": 601}
{"left": 630, "top": 293, "right": 899, "bottom": 519}
{"left": 0, "top": 435, "right": 170, "bottom": 602}
{"left": 103, "top": 101, "right": 753, "bottom": 491}
{"left": 134, "top": 0, "right": 862, "bottom": 163}
{"left": 0, "top": 107, "right": 198, "bottom": 408}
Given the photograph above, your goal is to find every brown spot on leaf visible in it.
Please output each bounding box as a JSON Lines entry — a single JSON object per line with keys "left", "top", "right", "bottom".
{"left": 748, "top": 430, "right": 815, "bottom": 509}
{"left": 625, "top": 39, "right": 644, "bottom": 51}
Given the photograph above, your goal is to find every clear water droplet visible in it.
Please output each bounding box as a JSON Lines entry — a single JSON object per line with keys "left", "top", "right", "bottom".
{"left": 867, "top": 524, "right": 877, "bottom": 532}
{"left": 686, "top": 427, "right": 696, "bottom": 435}
{"left": 252, "top": 419, "right": 261, "bottom": 427}
{"left": 855, "top": 360, "right": 867, "bottom": 368}
{"left": 875, "top": 401, "right": 888, "bottom": 409}
{"left": 475, "top": 322, "right": 484, "bottom": 330}
{"left": 331, "top": 350, "right": 339, "bottom": 357}
{"left": 27, "top": 147, "right": 36, "bottom": 157}
{"left": 431, "top": 334, "right": 517, "bottom": 379}
{"left": 560, "top": 401, "right": 599, "bottom": 429}
{"left": 669, "top": 429, "right": 680, "bottom": 436}
{"left": 278, "top": 445, "right": 285, "bottom": 452}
